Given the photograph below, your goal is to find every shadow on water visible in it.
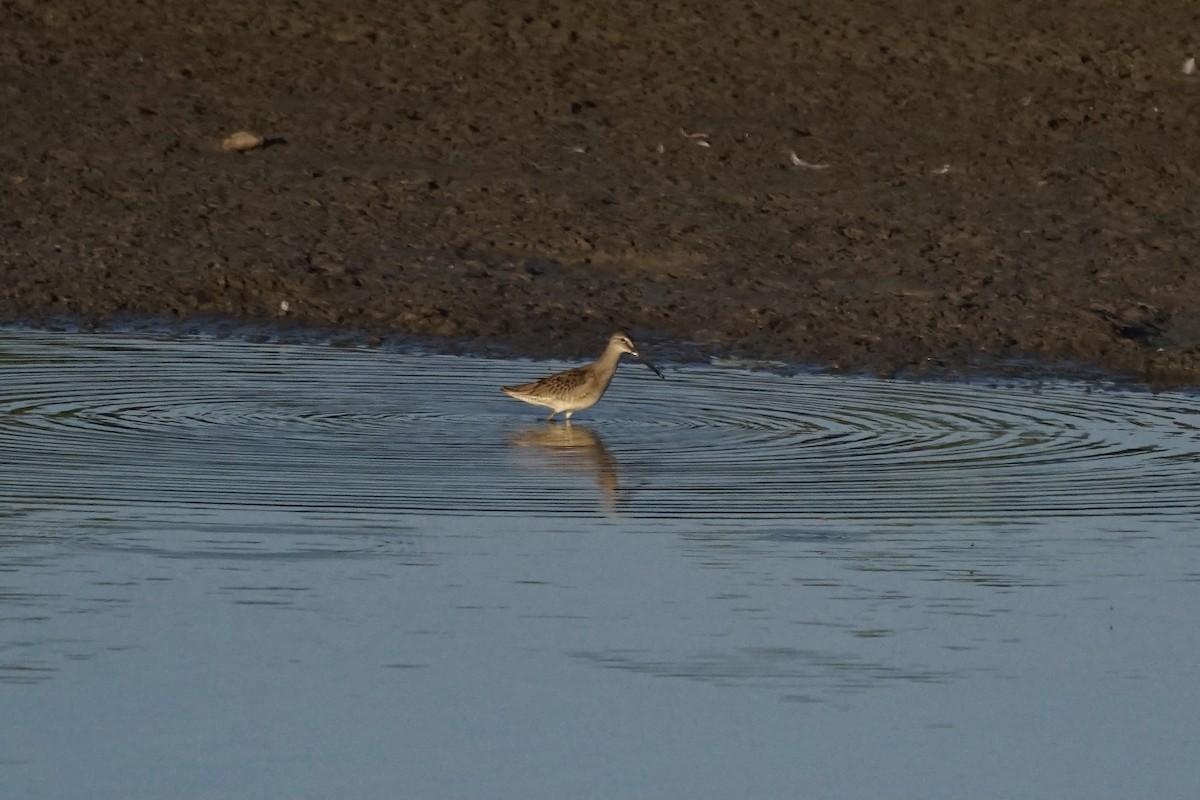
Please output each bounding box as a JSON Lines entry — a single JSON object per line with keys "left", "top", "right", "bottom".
{"left": 2, "top": 329, "right": 1200, "bottom": 799}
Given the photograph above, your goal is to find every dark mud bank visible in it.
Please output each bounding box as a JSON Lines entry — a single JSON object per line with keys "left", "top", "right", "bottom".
{"left": 5, "top": 1, "right": 1200, "bottom": 385}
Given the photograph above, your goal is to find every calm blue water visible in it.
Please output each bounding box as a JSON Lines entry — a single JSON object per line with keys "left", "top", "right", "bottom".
{"left": 1, "top": 330, "right": 1198, "bottom": 799}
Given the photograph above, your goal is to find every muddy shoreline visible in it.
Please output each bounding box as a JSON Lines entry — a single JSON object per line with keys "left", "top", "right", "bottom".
{"left": 5, "top": 1, "right": 1200, "bottom": 385}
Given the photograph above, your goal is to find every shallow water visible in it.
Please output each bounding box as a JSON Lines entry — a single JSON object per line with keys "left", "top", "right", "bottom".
{"left": 2, "top": 330, "right": 1198, "bottom": 799}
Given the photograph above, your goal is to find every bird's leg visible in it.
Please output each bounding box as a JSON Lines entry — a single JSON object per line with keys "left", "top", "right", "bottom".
{"left": 545, "top": 410, "right": 557, "bottom": 422}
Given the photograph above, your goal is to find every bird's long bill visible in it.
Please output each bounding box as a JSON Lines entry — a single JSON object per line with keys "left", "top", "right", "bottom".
{"left": 635, "top": 353, "right": 666, "bottom": 380}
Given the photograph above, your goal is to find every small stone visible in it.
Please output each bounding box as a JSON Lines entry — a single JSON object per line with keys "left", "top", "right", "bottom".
{"left": 1183, "top": 57, "right": 1196, "bottom": 75}
{"left": 221, "top": 130, "right": 265, "bottom": 152}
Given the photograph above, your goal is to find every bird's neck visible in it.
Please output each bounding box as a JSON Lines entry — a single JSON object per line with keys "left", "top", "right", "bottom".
{"left": 595, "top": 345, "right": 624, "bottom": 376}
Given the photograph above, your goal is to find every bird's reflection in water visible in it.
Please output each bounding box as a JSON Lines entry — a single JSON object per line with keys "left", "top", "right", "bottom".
{"left": 509, "top": 424, "right": 621, "bottom": 509}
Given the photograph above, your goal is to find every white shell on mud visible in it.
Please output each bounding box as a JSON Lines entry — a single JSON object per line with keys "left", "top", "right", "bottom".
{"left": 221, "top": 130, "right": 265, "bottom": 152}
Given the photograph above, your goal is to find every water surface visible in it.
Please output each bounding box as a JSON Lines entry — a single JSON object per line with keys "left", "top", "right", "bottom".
{"left": 1, "top": 330, "right": 1198, "bottom": 799}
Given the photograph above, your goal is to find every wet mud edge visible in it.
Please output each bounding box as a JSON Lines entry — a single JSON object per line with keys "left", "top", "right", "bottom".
{"left": 5, "top": 2, "right": 1200, "bottom": 386}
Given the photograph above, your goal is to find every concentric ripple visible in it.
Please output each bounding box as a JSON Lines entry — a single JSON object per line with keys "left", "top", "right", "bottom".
{"left": 1, "top": 330, "right": 1198, "bottom": 527}
{"left": 600, "top": 367, "right": 1200, "bottom": 520}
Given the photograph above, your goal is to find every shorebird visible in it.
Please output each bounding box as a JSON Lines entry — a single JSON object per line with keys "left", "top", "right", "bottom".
{"left": 501, "top": 332, "right": 665, "bottom": 421}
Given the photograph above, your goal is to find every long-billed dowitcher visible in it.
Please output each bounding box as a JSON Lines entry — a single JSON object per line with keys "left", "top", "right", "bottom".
{"left": 501, "top": 332, "right": 665, "bottom": 421}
